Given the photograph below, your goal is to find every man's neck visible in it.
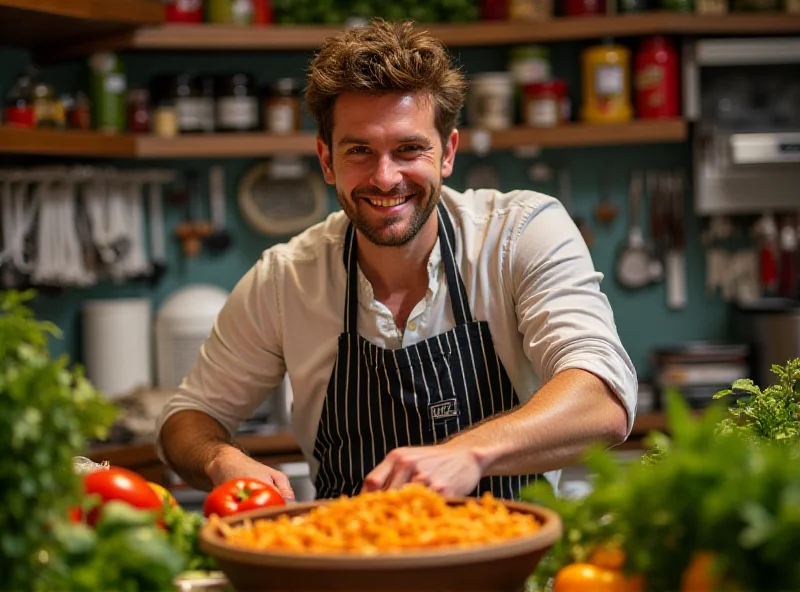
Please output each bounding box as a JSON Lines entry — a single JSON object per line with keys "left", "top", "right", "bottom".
{"left": 356, "top": 210, "right": 439, "bottom": 302}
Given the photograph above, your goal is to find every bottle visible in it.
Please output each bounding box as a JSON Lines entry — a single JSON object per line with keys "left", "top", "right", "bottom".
{"left": 580, "top": 40, "right": 632, "bottom": 124}
{"left": 634, "top": 36, "right": 679, "bottom": 119}
{"left": 88, "top": 52, "right": 127, "bottom": 133}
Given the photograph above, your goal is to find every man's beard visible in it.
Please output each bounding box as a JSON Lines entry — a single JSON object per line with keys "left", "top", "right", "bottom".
{"left": 336, "top": 179, "right": 441, "bottom": 247}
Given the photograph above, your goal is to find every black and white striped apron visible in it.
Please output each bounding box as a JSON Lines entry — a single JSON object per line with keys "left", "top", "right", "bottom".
{"left": 313, "top": 202, "right": 542, "bottom": 499}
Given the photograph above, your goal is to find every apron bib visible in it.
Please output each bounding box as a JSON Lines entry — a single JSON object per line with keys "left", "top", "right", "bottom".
{"left": 313, "top": 202, "right": 542, "bottom": 499}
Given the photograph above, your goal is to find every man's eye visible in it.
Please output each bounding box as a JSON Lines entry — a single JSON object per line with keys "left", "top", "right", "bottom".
{"left": 347, "top": 146, "right": 370, "bottom": 155}
{"left": 399, "top": 145, "right": 424, "bottom": 153}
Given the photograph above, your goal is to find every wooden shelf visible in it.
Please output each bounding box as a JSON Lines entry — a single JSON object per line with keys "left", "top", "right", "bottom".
{"left": 0, "top": 0, "right": 163, "bottom": 49}
{"left": 461, "top": 119, "right": 687, "bottom": 150}
{"left": 0, "top": 120, "right": 686, "bottom": 159}
{"left": 0, "top": 126, "right": 136, "bottom": 158}
{"left": 42, "top": 12, "right": 800, "bottom": 60}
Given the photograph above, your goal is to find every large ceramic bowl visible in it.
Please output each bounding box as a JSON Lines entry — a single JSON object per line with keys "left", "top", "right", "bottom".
{"left": 199, "top": 497, "right": 562, "bottom": 592}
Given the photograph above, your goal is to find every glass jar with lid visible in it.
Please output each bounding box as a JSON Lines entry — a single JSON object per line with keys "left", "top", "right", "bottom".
{"left": 216, "top": 73, "right": 259, "bottom": 132}
{"left": 264, "top": 78, "right": 301, "bottom": 135}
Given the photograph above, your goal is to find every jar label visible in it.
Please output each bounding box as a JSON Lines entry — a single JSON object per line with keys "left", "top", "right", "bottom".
{"left": 104, "top": 74, "right": 126, "bottom": 95}
{"left": 595, "top": 65, "right": 623, "bottom": 96}
{"left": 636, "top": 65, "right": 664, "bottom": 90}
{"left": 218, "top": 96, "right": 258, "bottom": 129}
{"left": 527, "top": 99, "right": 559, "bottom": 127}
{"left": 176, "top": 97, "right": 205, "bottom": 131}
{"left": 267, "top": 103, "right": 296, "bottom": 134}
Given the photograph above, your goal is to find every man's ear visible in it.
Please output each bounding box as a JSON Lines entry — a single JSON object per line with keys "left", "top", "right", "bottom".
{"left": 441, "top": 129, "right": 459, "bottom": 179}
{"left": 316, "top": 137, "right": 336, "bottom": 185}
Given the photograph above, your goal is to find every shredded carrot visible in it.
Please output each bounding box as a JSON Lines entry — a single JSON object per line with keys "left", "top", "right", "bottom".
{"left": 213, "top": 483, "right": 540, "bottom": 555}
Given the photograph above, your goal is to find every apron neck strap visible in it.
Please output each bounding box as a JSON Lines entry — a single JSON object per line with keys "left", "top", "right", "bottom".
{"left": 342, "top": 200, "right": 473, "bottom": 335}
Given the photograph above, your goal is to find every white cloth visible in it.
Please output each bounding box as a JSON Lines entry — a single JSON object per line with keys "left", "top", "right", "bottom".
{"left": 156, "top": 186, "right": 638, "bottom": 484}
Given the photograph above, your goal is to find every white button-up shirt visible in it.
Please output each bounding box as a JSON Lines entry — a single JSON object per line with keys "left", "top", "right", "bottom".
{"left": 156, "top": 186, "right": 638, "bottom": 485}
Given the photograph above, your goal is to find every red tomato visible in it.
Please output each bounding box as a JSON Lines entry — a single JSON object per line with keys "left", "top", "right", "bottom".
{"left": 203, "top": 478, "right": 285, "bottom": 518}
{"left": 83, "top": 466, "right": 164, "bottom": 525}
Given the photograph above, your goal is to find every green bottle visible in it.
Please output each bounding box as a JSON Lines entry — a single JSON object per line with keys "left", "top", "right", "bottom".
{"left": 88, "top": 52, "right": 126, "bottom": 133}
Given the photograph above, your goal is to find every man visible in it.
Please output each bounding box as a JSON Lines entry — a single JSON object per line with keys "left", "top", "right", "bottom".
{"left": 157, "top": 20, "right": 636, "bottom": 502}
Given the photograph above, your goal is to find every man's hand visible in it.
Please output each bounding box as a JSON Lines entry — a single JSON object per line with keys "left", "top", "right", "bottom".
{"left": 205, "top": 445, "right": 296, "bottom": 502}
{"left": 363, "top": 442, "right": 484, "bottom": 496}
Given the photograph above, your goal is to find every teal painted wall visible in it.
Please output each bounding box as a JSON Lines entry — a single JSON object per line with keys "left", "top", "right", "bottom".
{"left": 0, "top": 39, "right": 730, "bottom": 380}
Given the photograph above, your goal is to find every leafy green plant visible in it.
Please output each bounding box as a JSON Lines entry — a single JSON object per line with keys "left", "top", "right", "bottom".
{"left": 163, "top": 501, "right": 217, "bottom": 572}
{"left": 0, "top": 290, "right": 117, "bottom": 591}
{"left": 525, "top": 393, "right": 800, "bottom": 592}
{"left": 714, "top": 359, "right": 800, "bottom": 444}
{"left": 43, "top": 502, "right": 184, "bottom": 592}
{"left": 272, "top": 0, "right": 479, "bottom": 25}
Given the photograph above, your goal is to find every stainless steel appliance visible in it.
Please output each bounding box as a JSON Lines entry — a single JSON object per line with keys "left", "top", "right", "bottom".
{"left": 683, "top": 37, "right": 800, "bottom": 215}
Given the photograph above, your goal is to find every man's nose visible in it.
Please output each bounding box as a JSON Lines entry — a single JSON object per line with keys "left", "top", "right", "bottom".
{"left": 370, "top": 154, "right": 403, "bottom": 193}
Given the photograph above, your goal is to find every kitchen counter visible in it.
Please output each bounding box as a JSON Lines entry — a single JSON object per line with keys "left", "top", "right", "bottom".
{"left": 87, "top": 412, "right": 672, "bottom": 487}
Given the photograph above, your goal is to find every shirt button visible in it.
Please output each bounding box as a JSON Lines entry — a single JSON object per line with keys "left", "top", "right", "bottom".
{"left": 408, "top": 320, "right": 417, "bottom": 332}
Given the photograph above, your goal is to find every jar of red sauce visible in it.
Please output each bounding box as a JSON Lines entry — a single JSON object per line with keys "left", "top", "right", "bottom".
{"left": 164, "top": 0, "right": 204, "bottom": 24}
{"left": 523, "top": 79, "right": 568, "bottom": 128}
{"left": 564, "top": 0, "right": 606, "bottom": 16}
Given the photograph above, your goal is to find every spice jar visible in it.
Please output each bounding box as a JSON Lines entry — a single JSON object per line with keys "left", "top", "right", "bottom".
{"left": 467, "top": 72, "right": 514, "bottom": 131}
{"left": 4, "top": 73, "right": 35, "bottom": 129}
{"left": 67, "top": 91, "right": 92, "bottom": 129}
{"left": 216, "top": 73, "right": 259, "bottom": 132}
{"left": 509, "top": 0, "right": 553, "bottom": 19}
{"left": 32, "top": 82, "right": 60, "bottom": 128}
{"left": 127, "top": 88, "right": 151, "bottom": 133}
{"left": 164, "top": 0, "right": 204, "bottom": 23}
{"left": 169, "top": 73, "right": 206, "bottom": 133}
{"left": 154, "top": 99, "right": 178, "bottom": 137}
{"left": 264, "top": 78, "right": 301, "bottom": 135}
{"left": 565, "top": 0, "right": 606, "bottom": 15}
{"left": 207, "top": 0, "right": 253, "bottom": 24}
{"left": 523, "top": 80, "right": 567, "bottom": 128}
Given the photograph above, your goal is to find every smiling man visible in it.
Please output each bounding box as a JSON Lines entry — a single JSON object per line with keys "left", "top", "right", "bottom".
{"left": 156, "top": 20, "right": 637, "bottom": 501}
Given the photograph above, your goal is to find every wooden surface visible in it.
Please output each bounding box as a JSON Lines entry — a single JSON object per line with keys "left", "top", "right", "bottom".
{"left": 88, "top": 412, "right": 671, "bottom": 485}
{"left": 0, "top": 120, "right": 686, "bottom": 159}
{"left": 0, "top": 126, "right": 136, "bottom": 157}
{"left": 0, "top": 0, "right": 163, "bottom": 49}
{"left": 43, "top": 13, "right": 800, "bottom": 59}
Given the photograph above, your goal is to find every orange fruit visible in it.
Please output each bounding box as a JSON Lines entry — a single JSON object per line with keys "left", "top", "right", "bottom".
{"left": 553, "top": 563, "right": 627, "bottom": 592}
{"left": 588, "top": 544, "right": 626, "bottom": 571}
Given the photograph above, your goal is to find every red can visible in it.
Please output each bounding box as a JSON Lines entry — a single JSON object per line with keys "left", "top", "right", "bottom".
{"left": 164, "top": 0, "right": 204, "bottom": 24}
{"left": 634, "top": 36, "right": 679, "bottom": 119}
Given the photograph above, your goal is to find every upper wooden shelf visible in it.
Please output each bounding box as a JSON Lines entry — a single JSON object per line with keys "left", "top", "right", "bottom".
{"left": 41, "top": 12, "right": 800, "bottom": 60}
{"left": 0, "top": 0, "right": 163, "bottom": 49}
{"left": 0, "top": 119, "right": 686, "bottom": 159}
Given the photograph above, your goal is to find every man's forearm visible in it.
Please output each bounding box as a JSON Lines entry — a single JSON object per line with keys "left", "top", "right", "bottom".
{"left": 160, "top": 410, "right": 239, "bottom": 491}
{"left": 449, "top": 368, "right": 630, "bottom": 476}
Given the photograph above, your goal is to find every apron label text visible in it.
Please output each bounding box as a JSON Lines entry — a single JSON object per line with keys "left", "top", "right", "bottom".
{"left": 429, "top": 398, "right": 459, "bottom": 422}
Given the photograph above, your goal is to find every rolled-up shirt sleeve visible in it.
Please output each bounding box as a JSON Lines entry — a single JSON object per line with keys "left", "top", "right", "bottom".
{"left": 510, "top": 198, "right": 638, "bottom": 434}
{"left": 155, "top": 251, "right": 287, "bottom": 461}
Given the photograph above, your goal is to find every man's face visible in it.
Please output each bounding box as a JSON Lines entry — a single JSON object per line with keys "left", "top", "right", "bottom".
{"left": 317, "top": 92, "right": 458, "bottom": 247}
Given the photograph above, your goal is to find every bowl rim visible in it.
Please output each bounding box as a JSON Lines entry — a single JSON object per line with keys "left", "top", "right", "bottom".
{"left": 199, "top": 497, "right": 563, "bottom": 570}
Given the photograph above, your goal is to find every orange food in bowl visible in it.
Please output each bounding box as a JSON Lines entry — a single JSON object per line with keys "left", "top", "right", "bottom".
{"left": 213, "top": 483, "right": 541, "bottom": 554}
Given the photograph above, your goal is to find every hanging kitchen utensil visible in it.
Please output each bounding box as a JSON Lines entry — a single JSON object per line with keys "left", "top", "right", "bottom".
{"left": 594, "top": 167, "right": 618, "bottom": 226}
{"left": 205, "top": 165, "right": 232, "bottom": 254}
{"left": 175, "top": 171, "right": 211, "bottom": 257}
{"left": 558, "top": 167, "right": 592, "bottom": 248}
{"left": 147, "top": 181, "right": 168, "bottom": 286}
{"left": 238, "top": 157, "right": 327, "bottom": 237}
{"left": 0, "top": 179, "right": 37, "bottom": 289}
{"left": 665, "top": 170, "right": 687, "bottom": 309}
{"left": 615, "top": 170, "right": 660, "bottom": 289}
{"left": 122, "top": 180, "right": 151, "bottom": 280}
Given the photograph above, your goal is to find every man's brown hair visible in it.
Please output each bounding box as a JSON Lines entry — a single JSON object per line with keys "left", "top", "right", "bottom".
{"left": 305, "top": 19, "right": 467, "bottom": 149}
